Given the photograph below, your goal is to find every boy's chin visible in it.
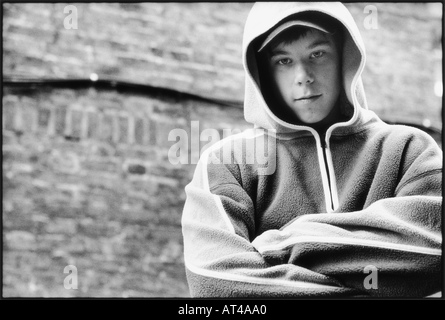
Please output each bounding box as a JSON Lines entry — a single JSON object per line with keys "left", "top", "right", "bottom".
{"left": 292, "top": 106, "right": 342, "bottom": 127}
{"left": 295, "top": 113, "right": 340, "bottom": 128}
{"left": 294, "top": 113, "right": 330, "bottom": 125}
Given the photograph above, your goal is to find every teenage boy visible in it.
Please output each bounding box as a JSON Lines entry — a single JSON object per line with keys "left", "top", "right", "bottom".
{"left": 181, "top": 2, "right": 442, "bottom": 297}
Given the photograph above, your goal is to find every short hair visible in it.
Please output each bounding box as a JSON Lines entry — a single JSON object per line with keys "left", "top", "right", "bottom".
{"left": 262, "top": 27, "right": 343, "bottom": 58}
{"left": 266, "top": 26, "right": 320, "bottom": 53}
{"left": 258, "top": 12, "right": 344, "bottom": 56}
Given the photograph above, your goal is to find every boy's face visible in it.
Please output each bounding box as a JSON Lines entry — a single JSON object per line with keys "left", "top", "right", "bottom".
{"left": 265, "top": 28, "right": 342, "bottom": 125}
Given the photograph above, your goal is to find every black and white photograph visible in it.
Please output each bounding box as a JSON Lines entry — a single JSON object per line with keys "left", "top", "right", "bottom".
{"left": 2, "top": 1, "right": 443, "bottom": 303}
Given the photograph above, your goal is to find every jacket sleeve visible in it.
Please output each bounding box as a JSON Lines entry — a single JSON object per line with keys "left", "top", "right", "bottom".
{"left": 181, "top": 143, "right": 359, "bottom": 297}
{"left": 251, "top": 132, "right": 442, "bottom": 297}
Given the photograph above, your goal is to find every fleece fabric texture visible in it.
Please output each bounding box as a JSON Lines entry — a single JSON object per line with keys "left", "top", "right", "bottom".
{"left": 181, "top": 2, "right": 442, "bottom": 298}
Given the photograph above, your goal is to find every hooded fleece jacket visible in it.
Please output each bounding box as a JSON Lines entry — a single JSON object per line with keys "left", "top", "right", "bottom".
{"left": 181, "top": 2, "right": 442, "bottom": 297}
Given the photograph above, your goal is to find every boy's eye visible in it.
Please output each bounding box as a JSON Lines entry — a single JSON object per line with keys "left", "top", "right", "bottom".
{"left": 276, "top": 58, "right": 292, "bottom": 65}
{"left": 311, "top": 51, "right": 325, "bottom": 59}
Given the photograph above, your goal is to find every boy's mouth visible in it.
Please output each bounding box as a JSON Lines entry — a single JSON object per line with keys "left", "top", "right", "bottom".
{"left": 295, "top": 94, "right": 322, "bottom": 103}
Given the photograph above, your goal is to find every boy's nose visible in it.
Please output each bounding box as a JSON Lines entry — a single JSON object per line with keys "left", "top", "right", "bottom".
{"left": 294, "top": 64, "right": 314, "bottom": 85}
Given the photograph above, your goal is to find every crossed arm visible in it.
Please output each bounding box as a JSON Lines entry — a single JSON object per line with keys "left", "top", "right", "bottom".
{"left": 181, "top": 135, "right": 442, "bottom": 297}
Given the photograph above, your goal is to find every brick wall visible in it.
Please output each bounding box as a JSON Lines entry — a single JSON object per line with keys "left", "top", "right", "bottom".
{"left": 2, "top": 84, "right": 250, "bottom": 297}
{"left": 346, "top": 3, "right": 442, "bottom": 127}
{"left": 2, "top": 3, "right": 442, "bottom": 297}
{"left": 2, "top": 2, "right": 250, "bottom": 102}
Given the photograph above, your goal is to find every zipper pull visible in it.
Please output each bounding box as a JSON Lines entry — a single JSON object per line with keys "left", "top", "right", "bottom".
{"left": 320, "top": 133, "right": 327, "bottom": 149}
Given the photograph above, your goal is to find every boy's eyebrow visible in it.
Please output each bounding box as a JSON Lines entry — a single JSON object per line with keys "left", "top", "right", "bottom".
{"left": 306, "top": 39, "right": 333, "bottom": 50}
{"left": 269, "top": 39, "right": 334, "bottom": 57}
{"left": 269, "top": 49, "right": 290, "bottom": 57}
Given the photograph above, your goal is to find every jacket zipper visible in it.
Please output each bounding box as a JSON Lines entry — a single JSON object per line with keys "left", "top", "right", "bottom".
{"left": 320, "top": 137, "right": 334, "bottom": 211}
{"left": 316, "top": 132, "right": 337, "bottom": 213}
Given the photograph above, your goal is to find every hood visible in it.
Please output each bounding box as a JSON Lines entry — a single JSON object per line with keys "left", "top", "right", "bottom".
{"left": 242, "top": 2, "right": 369, "bottom": 134}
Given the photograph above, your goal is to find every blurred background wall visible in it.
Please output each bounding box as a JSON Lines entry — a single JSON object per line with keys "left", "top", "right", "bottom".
{"left": 2, "top": 2, "right": 442, "bottom": 297}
